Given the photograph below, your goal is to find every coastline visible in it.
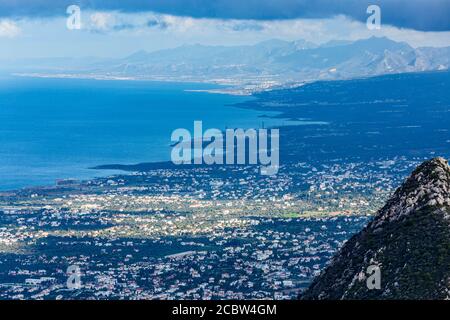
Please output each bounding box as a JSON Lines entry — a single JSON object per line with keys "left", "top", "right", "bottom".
{"left": 0, "top": 75, "right": 280, "bottom": 192}
{"left": 12, "top": 72, "right": 305, "bottom": 96}
{"left": 7, "top": 69, "right": 443, "bottom": 192}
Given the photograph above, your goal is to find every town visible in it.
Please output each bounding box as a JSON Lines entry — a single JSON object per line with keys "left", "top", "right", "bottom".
{"left": 0, "top": 156, "right": 423, "bottom": 299}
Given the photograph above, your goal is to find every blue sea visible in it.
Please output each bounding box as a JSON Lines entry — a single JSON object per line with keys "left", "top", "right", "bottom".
{"left": 0, "top": 77, "right": 289, "bottom": 191}
{"left": 4, "top": 72, "right": 447, "bottom": 192}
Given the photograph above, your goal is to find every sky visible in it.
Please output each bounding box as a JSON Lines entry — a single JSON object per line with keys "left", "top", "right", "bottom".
{"left": 0, "top": 0, "right": 450, "bottom": 59}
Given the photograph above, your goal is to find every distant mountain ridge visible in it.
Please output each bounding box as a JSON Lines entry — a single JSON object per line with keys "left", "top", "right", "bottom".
{"left": 7, "top": 36, "right": 450, "bottom": 91}
{"left": 301, "top": 157, "right": 450, "bottom": 300}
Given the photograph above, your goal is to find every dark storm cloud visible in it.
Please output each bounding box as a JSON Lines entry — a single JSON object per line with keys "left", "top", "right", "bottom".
{"left": 0, "top": 0, "right": 449, "bottom": 31}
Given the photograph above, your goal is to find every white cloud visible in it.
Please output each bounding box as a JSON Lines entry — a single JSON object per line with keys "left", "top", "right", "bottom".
{"left": 3, "top": 11, "right": 450, "bottom": 60}
{"left": 68, "top": 11, "right": 450, "bottom": 49}
{"left": 0, "top": 20, "right": 20, "bottom": 38}
{"left": 89, "top": 12, "right": 115, "bottom": 31}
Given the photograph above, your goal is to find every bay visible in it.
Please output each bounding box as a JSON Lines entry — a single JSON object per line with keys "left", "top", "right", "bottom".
{"left": 0, "top": 77, "right": 286, "bottom": 190}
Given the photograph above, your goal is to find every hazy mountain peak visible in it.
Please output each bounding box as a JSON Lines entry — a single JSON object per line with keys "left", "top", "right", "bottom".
{"left": 11, "top": 36, "right": 449, "bottom": 89}
{"left": 292, "top": 39, "right": 318, "bottom": 50}
{"left": 319, "top": 39, "right": 353, "bottom": 48}
{"left": 255, "top": 38, "right": 291, "bottom": 47}
{"left": 353, "top": 36, "right": 412, "bottom": 51}
{"left": 126, "top": 50, "right": 149, "bottom": 60}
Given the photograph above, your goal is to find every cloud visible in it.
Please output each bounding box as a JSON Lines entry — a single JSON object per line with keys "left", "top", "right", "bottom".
{"left": 0, "top": 20, "right": 20, "bottom": 37}
{"left": 113, "top": 23, "right": 137, "bottom": 31}
{"left": 78, "top": 11, "right": 173, "bottom": 33}
{"left": 228, "top": 22, "right": 264, "bottom": 32}
{"left": 90, "top": 12, "right": 113, "bottom": 30}
{"left": 146, "top": 18, "right": 169, "bottom": 30}
{"left": 0, "top": 0, "right": 449, "bottom": 32}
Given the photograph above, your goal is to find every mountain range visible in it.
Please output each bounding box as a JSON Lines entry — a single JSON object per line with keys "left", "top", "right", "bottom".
{"left": 6, "top": 36, "right": 450, "bottom": 92}
{"left": 301, "top": 157, "right": 450, "bottom": 300}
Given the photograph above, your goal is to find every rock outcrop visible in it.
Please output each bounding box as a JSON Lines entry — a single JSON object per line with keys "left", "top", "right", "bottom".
{"left": 301, "top": 157, "right": 450, "bottom": 300}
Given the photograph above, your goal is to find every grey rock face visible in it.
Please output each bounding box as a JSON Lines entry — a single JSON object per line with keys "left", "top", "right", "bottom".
{"left": 301, "top": 158, "right": 450, "bottom": 300}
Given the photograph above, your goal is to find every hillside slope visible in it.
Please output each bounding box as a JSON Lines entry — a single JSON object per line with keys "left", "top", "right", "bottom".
{"left": 301, "top": 157, "right": 450, "bottom": 300}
